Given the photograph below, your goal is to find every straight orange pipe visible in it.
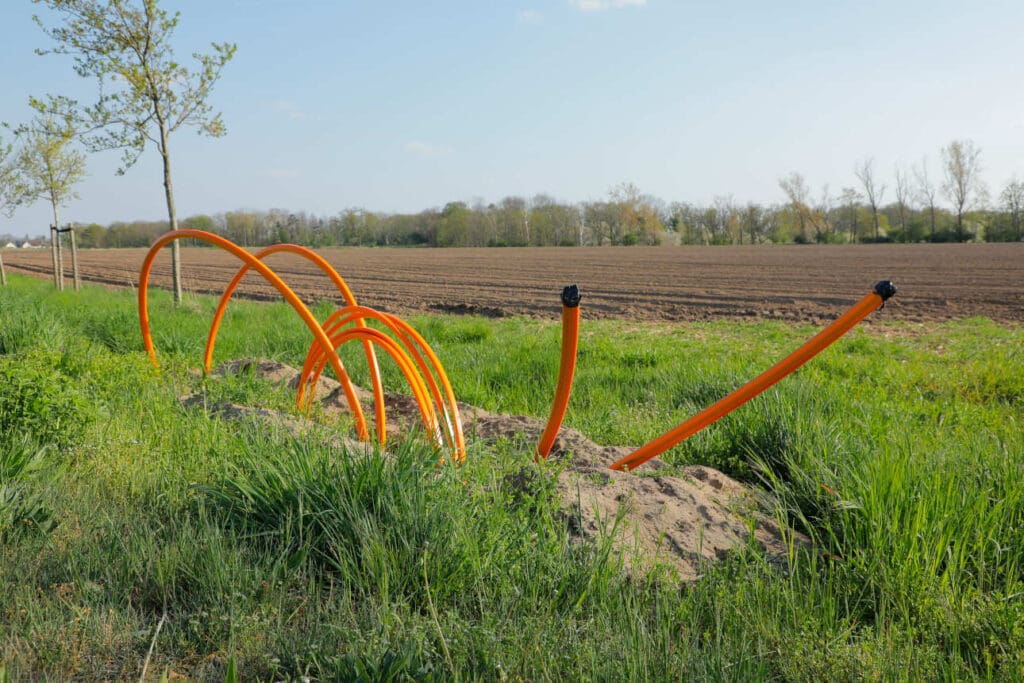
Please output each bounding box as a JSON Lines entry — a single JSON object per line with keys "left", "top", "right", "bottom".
{"left": 202, "top": 243, "right": 386, "bottom": 442}
{"left": 536, "top": 285, "right": 581, "bottom": 460}
{"left": 138, "top": 229, "right": 370, "bottom": 441}
{"left": 609, "top": 281, "right": 896, "bottom": 472}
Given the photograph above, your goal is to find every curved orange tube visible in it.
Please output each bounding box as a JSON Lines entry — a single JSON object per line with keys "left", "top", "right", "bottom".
{"left": 609, "top": 281, "right": 896, "bottom": 471}
{"left": 301, "top": 310, "right": 450, "bottom": 439}
{"left": 298, "top": 305, "right": 465, "bottom": 461}
{"left": 138, "top": 229, "right": 370, "bottom": 441}
{"left": 202, "top": 243, "right": 387, "bottom": 443}
{"left": 308, "top": 325, "right": 444, "bottom": 450}
{"left": 536, "top": 285, "right": 581, "bottom": 460}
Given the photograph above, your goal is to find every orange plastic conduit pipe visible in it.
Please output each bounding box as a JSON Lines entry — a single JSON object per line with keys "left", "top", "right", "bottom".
{"left": 300, "top": 308, "right": 442, "bottom": 419}
{"left": 536, "top": 285, "right": 581, "bottom": 460}
{"left": 299, "top": 305, "right": 466, "bottom": 461}
{"left": 202, "top": 243, "right": 387, "bottom": 443}
{"left": 609, "top": 280, "right": 897, "bottom": 472}
{"left": 309, "top": 325, "right": 444, "bottom": 450}
{"left": 138, "top": 229, "right": 370, "bottom": 441}
{"left": 299, "top": 308, "right": 457, "bottom": 448}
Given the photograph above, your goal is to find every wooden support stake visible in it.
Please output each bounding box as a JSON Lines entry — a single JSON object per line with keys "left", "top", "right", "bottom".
{"left": 69, "top": 224, "right": 80, "bottom": 291}
{"left": 0, "top": 249, "right": 7, "bottom": 287}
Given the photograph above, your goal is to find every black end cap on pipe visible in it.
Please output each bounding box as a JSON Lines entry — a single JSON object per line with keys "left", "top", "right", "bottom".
{"left": 561, "top": 284, "right": 581, "bottom": 308}
{"left": 874, "top": 280, "right": 897, "bottom": 301}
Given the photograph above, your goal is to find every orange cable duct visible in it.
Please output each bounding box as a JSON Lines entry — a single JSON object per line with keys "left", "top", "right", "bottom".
{"left": 299, "top": 305, "right": 465, "bottom": 461}
{"left": 202, "top": 243, "right": 387, "bottom": 443}
{"left": 314, "top": 326, "right": 445, "bottom": 450}
{"left": 138, "top": 230, "right": 370, "bottom": 441}
{"left": 536, "top": 285, "right": 581, "bottom": 460}
{"left": 139, "top": 231, "right": 893, "bottom": 474}
{"left": 609, "top": 281, "right": 897, "bottom": 471}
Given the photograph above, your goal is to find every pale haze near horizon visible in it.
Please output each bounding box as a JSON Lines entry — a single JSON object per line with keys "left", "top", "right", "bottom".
{"left": 1, "top": 0, "right": 1022, "bottom": 239}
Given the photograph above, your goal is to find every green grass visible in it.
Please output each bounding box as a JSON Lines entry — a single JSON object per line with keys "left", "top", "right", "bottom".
{"left": 1, "top": 273, "right": 1022, "bottom": 680}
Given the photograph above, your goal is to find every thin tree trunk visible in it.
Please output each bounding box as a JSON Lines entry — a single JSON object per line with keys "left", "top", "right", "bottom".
{"left": 50, "top": 225, "right": 59, "bottom": 289}
{"left": 70, "top": 225, "right": 80, "bottom": 291}
{"left": 52, "top": 204, "right": 64, "bottom": 291}
{"left": 56, "top": 231, "right": 64, "bottom": 291}
{"left": 0, "top": 249, "right": 7, "bottom": 286}
{"left": 158, "top": 122, "right": 182, "bottom": 304}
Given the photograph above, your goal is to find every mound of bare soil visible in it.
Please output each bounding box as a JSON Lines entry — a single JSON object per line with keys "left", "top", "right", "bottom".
{"left": 183, "top": 358, "right": 800, "bottom": 581}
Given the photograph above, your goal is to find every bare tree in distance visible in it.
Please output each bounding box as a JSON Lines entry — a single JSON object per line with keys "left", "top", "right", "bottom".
{"left": 893, "top": 164, "right": 911, "bottom": 236}
{"left": 1001, "top": 178, "right": 1024, "bottom": 242}
{"left": 941, "top": 140, "right": 987, "bottom": 242}
{"left": 778, "top": 172, "right": 812, "bottom": 242}
{"left": 816, "top": 184, "right": 834, "bottom": 241}
{"left": 712, "top": 194, "right": 740, "bottom": 244}
{"left": 914, "top": 158, "right": 939, "bottom": 240}
{"left": 32, "top": 0, "right": 236, "bottom": 304}
{"left": 838, "top": 187, "right": 862, "bottom": 243}
{"left": 742, "top": 201, "right": 766, "bottom": 245}
{"left": 854, "top": 158, "right": 886, "bottom": 241}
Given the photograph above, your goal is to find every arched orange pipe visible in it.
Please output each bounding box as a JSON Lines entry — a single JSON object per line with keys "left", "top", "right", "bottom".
{"left": 609, "top": 281, "right": 896, "bottom": 471}
{"left": 298, "top": 305, "right": 465, "bottom": 461}
{"left": 138, "top": 229, "right": 370, "bottom": 441}
{"left": 313, "top": 326, "right": 444, "bottom": 450}
{"left": 301, "top": 311, "right": 448, "bottom": 429}
{"left": 302, "top": 308, "right": 451, "bottom": 432}
{"left": 536, "top": 285, "right": 581, "bottom": 460}
{"left": 202, "top": 243, "right": 387, "bottom": 443}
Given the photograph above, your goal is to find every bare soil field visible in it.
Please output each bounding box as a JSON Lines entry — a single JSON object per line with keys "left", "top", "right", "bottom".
{"left": 6, "top": 243, "right": 1022, "bottom": 324}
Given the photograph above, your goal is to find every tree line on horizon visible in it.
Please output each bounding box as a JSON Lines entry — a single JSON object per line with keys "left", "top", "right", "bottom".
{"left": 8, "top": 159, "right": 1020, "bottom": 250}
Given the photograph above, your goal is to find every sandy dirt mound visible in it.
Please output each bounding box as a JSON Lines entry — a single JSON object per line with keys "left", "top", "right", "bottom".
{"left": 194, "top": 358, "right": 801, "bottom": 581}
{"left": 179, "top": 392, "right": 371, "bottom": 455}
{"left": 456, "top": 404, "right": 796, "bottom": 581}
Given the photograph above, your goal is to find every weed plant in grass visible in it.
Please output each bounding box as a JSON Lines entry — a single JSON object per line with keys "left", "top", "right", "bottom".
{"left": 0, "top": 274, "right": 1022, "bottom": 680}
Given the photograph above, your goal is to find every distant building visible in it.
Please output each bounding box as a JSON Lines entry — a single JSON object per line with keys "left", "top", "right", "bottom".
{"left": 2, "top": 242, "right": 16, "bottom": 249}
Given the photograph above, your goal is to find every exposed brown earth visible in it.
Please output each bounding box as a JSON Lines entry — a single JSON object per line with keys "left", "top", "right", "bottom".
{"left": 5, "top": 242, "right": 1022, "bottom": 324}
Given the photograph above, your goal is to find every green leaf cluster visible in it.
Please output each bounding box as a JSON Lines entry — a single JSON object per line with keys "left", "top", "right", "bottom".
{"left": 31, "top": 0, "right": 236, "bottom": 173}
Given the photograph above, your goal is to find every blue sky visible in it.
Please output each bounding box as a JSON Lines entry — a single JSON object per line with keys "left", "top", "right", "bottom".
{"left": 2, "top": 0, "right": 1022, "bottom": 237}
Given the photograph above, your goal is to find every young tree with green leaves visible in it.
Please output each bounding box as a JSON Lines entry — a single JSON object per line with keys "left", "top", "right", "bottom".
{"left": 32, "top": 0, "right": 236, "bottom": 304}
{"left": 0, "top": 136, "right": 24, "bottom": 214}
{"left": 0, "top": 135, "right": 28, "bottom": 286}
{"left": 16, "top": 115, "right": 88, "bottom": 290}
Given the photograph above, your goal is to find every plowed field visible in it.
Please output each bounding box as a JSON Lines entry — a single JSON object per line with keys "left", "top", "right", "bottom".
{"left": 5, "top": 243, "right": 1022, "bottom": 324}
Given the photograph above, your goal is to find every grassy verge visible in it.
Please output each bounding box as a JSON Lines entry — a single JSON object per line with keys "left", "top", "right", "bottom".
{"left": 1, "top": 274, "right": 1022, "bottom": 680}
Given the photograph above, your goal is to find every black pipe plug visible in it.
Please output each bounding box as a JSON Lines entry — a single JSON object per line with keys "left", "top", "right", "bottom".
{"left": 874, "top": 280, "right": 897, "bottom": 301}
{"left": 561, "top": 284, "right": 581, "bottom": 308}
